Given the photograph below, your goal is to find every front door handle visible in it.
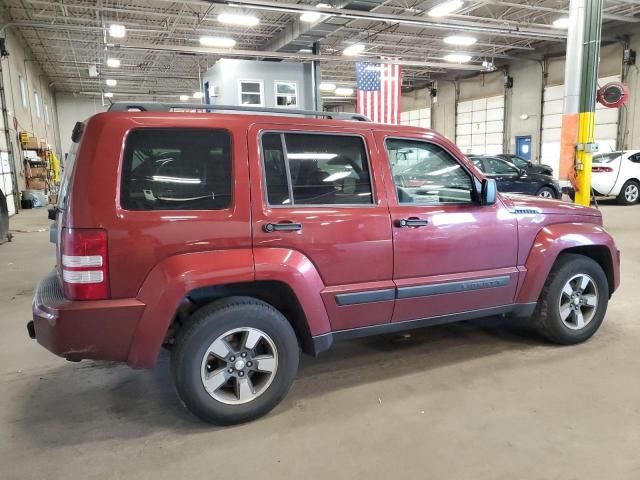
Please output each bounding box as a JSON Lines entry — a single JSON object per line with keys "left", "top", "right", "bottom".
{"left": 396, "top": 218, "right": 429, "bottom": 228}
{"left": 264, "top": 222, "right": 302, "bottom": 233}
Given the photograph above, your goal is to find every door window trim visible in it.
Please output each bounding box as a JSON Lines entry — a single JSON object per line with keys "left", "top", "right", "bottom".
{"left": 258, "top": 129, "right": 378, "bottom": 208}
{"left": 382, "top": 135, "right": 482, "bottom": 205}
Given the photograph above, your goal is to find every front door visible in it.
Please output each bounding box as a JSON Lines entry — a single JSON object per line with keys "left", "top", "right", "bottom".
{"left": 376, "top": 132, "right": 519, "bottom": 323}
{"left": 515, "top": 135, "right": 532, "bottom": 160}
{"left": 249, "top": 123, "right": 394, "bottom": 331}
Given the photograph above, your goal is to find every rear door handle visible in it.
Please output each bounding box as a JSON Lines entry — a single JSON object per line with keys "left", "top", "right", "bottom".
{"left": 264, "top": 222, "right": 302, "bottom": 233}
{"left": 396, "top": 218, "right": 429, "bottom": 228}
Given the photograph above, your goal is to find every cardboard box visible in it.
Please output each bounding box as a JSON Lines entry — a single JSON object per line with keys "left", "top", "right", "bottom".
{"left": 27, "top": 178, "right": 47, "bottom": 190}
{"left": 29, "top": 166, "right": 47, "bottom": 178}
{"left": 22, "top": 139, "right": 40, "bottom": 150}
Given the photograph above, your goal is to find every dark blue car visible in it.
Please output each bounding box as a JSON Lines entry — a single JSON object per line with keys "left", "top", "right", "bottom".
{"left": 470, "top": 155, "right": 561, "bottom": 199}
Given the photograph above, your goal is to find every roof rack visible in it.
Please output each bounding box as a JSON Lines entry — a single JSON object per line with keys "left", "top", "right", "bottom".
{"left": 107, "top": 102, "right": 370, "bottom": 122}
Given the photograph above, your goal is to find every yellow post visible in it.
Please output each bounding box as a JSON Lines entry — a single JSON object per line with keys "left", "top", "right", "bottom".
{"left": 574, "top": 111, "right": 594, "bottom": 206}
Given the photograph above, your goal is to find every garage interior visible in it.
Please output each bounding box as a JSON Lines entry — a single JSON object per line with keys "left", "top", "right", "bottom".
{"left": 1, "top": 0, "right": 640, "bottom": 478}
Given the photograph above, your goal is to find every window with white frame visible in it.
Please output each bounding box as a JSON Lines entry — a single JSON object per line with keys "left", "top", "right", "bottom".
{"left": 238, "top": 80, "right": 264, "bottom": 106}
{"left": 45, "top": 104, "right": 50, "bottom": 125}
{"left": 34, "top": 92, "right": 41, "bottom": 118}
{"left": 19, "top": 75, "right": 28, "bottom": 108}
{"left": 275, "top": 81, "right": 298, "bottom": 108}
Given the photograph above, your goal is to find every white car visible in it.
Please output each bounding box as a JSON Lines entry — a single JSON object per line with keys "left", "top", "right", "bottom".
{"left": 591, "top": 150, "right": 640, "bottom": 205}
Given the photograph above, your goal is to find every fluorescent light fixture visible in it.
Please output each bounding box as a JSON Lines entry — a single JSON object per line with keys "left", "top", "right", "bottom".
{"left": 552, "top": 16, "right": 570, "bottom": 28}
{"left": 443, "top": 53, "right": 472, "bottom": 63}
{"left": 199, "top": 36, "right": 236, "bottom": 48}
{"left": 179, "top": 95, "right": 190, "bottom": 101}
{"left": 343, "top": 44, "right": 365, "bottom": 56}
{"left": 319, "top": 82, "right": 336, "bottom": 92}
{"left": 443, "top": 35, "right": 477, "bottom": 46}
{"left": 109, "top": 24, "right": 126, "bottom": 38}
{"left": 106, "top": 58, "right": 120, "bottom": 68}
{"left": 299, "top": 48, "right": 313, "bottom": 53}
{"left": 519, "top": 114, "right": 530, "bottom": 120}
{"left": 193, "top": 91, "right": 204, "bottom": 99}
{"left": 105, "top": 79, "right": 117, "bottom": 86}
{"left": 288, "top": 153, "right": 338, "bottom": 160}
{"left": 217, "top": 12, "right": 260, "bottom": 26}
{"left": 428, "top": 0, "right": 463, "bottom": 17}
{"left": 103, "top": 92, "right": 114, "bottom": 98}
{"left": 335, "top": 87, "right": 354, "bottom": 95}
{"left": 300, "top": 11, "right": 322, "bottom": 22}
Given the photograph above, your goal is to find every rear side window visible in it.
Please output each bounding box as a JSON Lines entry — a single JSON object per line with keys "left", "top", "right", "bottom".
{"left": 121, "top": 129, "right": 232, "bottom": 211}
{"left": 261, "top": 132, "right": 373, "bottom": 205}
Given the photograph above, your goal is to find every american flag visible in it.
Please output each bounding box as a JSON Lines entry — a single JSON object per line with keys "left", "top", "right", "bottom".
{"left": 356, "top": 61, "right": 402, "bottom": 124}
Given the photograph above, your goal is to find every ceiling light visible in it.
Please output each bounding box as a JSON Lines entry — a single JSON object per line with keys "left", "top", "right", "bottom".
{"left": 109, "top": 24, "right": 126, "bottom": 38}
{"left": 319, "top": 82, "right": 336, "bottom": 92}
{"left": 428, "top": 0, "right": 464, "bottom": 17}
{"left": 443, "top": 35, "right": 477, "bottom": 46}
{"left": 180, "top": 95, "right": 190, "bottom": 101}
{"left": 106, "top": 58, "right": 120, "bottom": 68}
{"left": 335, "top": 87, "right": 354, "bottom": 96}
{"left": 443, "top": 53, "right": 472, "bottom": 63}
{"left": 199, "top": 36, "right": 236, "bottom": 48}
{"left": 217, "top": 12, "right": 260, "bottom": 27}
{"left": 343, "top": 44, "right": 365, "bottom": 56}
{"left": 299, "top": 48, "right": 313, "bottom": 53}
{"left": 300, "top": 11, "right": 322, "bottom": 22}
{"left": 193, "top": 91, "right": 204, "bottom": 99}
{"left": 105, "top": 79, "right": 117, "bottom": 87}
{"left": 519, "top": 114, "right": 530, "bottom": 120}
{"left": 552, "top": 16, "right": 570, "bottom": 28}
{"left": 104, "top": 92, "right": 114, "bottom": 98}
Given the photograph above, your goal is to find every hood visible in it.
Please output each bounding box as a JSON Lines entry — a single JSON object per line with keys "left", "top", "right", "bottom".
{"left": 500, "top": 193, "right": 601, "bottom": 217}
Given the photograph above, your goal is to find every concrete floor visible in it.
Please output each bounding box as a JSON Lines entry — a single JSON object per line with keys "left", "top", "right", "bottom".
{"left": 1, "top": 204, "right": 639, "bottom": 480}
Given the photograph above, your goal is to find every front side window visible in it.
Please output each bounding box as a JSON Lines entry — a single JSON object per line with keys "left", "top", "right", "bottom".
{"left": 484, "top": 157, "right": 519, "bottom": 176}
{"left": 275, "top": 81, "right": 297, "bottom": 107}
{"left": 261, "top": 132, "right": 373, "bottom": 206}
{"left": 386, "top": 138, "right": 474, "bottom": 204}
{"left": 121, "top": 129, "right": 232, "bottom": 211}
{"left": 239, "top": 80, "right": 264, "bottom": 106}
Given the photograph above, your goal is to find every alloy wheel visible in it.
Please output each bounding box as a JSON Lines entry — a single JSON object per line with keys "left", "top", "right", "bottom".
{"left": 558, "top": 274, "right": 599, "bottom": 330}
{"left": 538, "top": 189, "right": 554, "bottom": 198}
{"left": 200, "top": 327, "right": 278, "bottom": 405}
{"left": 624, "top": 183, "right": 639, "bottom": 203}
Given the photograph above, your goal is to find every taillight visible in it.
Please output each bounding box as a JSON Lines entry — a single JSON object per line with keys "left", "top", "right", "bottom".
{"left": 61, "top": 228, "right": 109, "bottom": 300}
{"left": 592, "top": 166, "right": 613, "bottom": 173}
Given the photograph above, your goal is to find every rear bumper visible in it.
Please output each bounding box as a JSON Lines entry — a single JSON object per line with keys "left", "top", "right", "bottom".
{"left": 30, "top": 270, "right": 145, "bottom": 363}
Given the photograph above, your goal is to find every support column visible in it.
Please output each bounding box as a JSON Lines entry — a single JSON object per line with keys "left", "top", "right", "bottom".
{"left": 574, "top": 0, "right": 603, "bottom": 206}
{"left": 558, "top": 0, "right": 585, "bottom": 192}
{"left": 311, "top": 41, "right": 322, "bottom": 111}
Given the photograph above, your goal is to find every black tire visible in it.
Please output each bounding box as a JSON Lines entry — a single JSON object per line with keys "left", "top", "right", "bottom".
{"left": 171, "top": 296, "right": 299, "bottom": 425}
{"left": 536, "top": 186, "right": 557, "bottom": 199}
{"left": 616, "top": 180, "right": 640, "bottom": 205}
{"left": 532, "top": 253, "right": 609, "bottom": 345}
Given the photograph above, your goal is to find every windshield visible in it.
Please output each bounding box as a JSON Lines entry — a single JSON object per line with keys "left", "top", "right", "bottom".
{"left": 593, "top": 152, "right": 622, "bottom": 164}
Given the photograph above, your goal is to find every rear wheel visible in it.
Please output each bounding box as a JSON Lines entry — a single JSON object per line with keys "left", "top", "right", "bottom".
{"left": 172, "top": 296, "right": 299, "bottom": 425}
{"left": 536, "top": 186, "right": 556, "bottom": 199}
{"left": 616, "top": 180, "right": 639, "bottom": 205}
{"left": 532, "top": 254, "right": 608, "bottom": 345}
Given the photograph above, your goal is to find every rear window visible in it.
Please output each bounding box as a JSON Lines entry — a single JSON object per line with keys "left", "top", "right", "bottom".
{"left": 121, "top": 129, "right": 232, "bottom": 211}
{"left": 593, "top": 152, "right": 621, "bottom": 164}
{"left": 58, "top": 142, "right": 79, "bottom": 210}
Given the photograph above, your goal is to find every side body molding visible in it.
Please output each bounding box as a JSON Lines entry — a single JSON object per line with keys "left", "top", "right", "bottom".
{"left": 516, "top": 222, "right": 619, "bottom": 304}
{"left": 128, "top": 249, "right": 255, "bottom": 367}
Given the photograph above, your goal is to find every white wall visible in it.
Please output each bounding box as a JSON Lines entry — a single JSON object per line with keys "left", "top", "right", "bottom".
{"left": 0, "top": 23, "right": 60, "bottom": 194}
{"left": 55, "top": 93, "right": 108, "bottom": 158}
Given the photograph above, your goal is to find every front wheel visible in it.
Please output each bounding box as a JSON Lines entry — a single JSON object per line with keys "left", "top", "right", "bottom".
{"left": 172, "top": 297, "right": 299, "bottom": 425}
{"left": 532, "top": 254, "right": 608, "bottom": 345}
{"left": 536, "top": 186, "right": 557, "bottom": 199}
{"left": 616, "top": 180, "right": 639, "bottom": 205}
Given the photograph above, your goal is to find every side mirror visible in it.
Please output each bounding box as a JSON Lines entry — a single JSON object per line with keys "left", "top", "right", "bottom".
{"left": 480, "top": 178, "right": 497, "bottom": 205}
{"left": 518, "top": 168, "right": 526, "bottom": 177}
{"left": 47, "top": 208, "right": 57, "bottom": 220}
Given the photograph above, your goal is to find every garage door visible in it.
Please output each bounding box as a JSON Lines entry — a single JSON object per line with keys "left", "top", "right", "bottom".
{"left": 456, "top": 95, "right": 504, "bottom": 155}
{"left": 541, "top": 75, "right": 620, "bottom": 178}
{"left": 400, "top": 107, "right": 431, "bottom": 128}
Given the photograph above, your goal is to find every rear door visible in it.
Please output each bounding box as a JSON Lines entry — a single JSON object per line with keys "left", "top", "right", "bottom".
{"left": 248, "top": 123, "right": 394, "bottom": 331}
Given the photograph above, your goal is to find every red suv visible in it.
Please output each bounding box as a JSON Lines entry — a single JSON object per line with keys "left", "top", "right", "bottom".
{"left": 29, "top": 103, "right": 620, "bottom": 425}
